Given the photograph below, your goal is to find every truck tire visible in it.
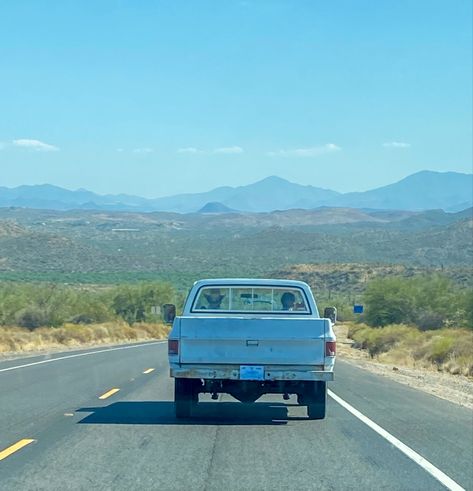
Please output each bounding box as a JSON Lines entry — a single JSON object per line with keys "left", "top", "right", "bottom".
{"left": 306, "top": 381, "right": 327, "bottom": 420}
{"left": 174, "top": 378, "right": 197, "bottom": 419}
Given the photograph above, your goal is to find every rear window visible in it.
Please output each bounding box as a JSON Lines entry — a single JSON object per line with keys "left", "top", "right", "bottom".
{"left": 191, "top": 286, "right": 310, "bottom": 314}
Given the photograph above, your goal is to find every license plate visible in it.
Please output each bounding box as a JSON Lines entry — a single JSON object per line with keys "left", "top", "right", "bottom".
{"left": 239, "top": 365, "right": 264, "bottom": 381}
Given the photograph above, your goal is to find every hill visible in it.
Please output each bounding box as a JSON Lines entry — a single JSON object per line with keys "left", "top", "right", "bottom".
{"left": 198, "top": 202, "right": 238, "bottom": 214}
{"left": 0, "top": 207, "right": 471, "bottom": 284}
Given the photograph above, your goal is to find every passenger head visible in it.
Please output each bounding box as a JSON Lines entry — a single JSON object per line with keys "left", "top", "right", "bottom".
{"left": 204, "top": 288, "right": 224, "bottom": 309}
{"left": 281, "top": 292, "right": 296, "bottom": 310}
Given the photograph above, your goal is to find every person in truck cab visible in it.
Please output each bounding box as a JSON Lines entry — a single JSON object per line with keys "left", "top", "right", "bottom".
{"left": 281, "top": 291, "right": 306, "bottom": 311}
{"left": 281, "top": 291, "right": 296, "bottom": 310}
{"left": 203, "top": 288, "right": 225, "bottom": 309}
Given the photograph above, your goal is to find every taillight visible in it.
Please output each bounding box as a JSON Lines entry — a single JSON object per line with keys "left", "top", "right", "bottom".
{"left": 325, "top": 341, "right": 336, "bottom": 356}
{"left": 168, "top": 339, "right": 179, "bottom": 356}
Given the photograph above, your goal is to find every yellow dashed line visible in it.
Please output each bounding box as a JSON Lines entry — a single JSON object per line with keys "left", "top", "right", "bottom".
{"left": 98, "top": 388, "right": 120, "bottom": 400}
{"left": 0, "top": 439, "right": 36, "bottom": 461}
{"left": 143, "top": 368, "right": 155, "bottom": 374}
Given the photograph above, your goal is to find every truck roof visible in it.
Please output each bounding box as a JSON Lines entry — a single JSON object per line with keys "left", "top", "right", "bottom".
{"left": 192, "top": 278, "right": 311, "bottom": 289}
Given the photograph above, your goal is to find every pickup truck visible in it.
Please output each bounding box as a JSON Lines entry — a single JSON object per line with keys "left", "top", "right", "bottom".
{"left": 165, "top": 278, "right": 336, "bottom": 420}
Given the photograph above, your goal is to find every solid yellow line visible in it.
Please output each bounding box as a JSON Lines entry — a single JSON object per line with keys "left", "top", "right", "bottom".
{"left": 0, "top": 439, "right": 36, "bottom": 461}
{"left": 98, "top": 388, "right": 120, "bottom": 400}
{"left": 143, "top": 368, "right": 155, "bottom": 374}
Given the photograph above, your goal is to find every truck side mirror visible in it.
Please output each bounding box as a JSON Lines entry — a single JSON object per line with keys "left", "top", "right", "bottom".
{"left": 162, "top": 304, "right": 176, "bottom": 324}
{"left": 324, "top": 307, "right": 337, "bottom": 324}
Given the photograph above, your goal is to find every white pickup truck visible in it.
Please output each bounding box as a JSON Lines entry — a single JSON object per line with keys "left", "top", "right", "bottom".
{"left": 165, "top": 279, "right": 336, "bottom": 420}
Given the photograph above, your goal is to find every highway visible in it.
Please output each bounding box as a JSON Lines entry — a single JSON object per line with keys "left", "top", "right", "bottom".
{"left": 0, "top": 341, "right": 472, "bottom": 491}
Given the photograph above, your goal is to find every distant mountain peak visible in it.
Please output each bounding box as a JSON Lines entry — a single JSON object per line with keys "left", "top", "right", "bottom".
{"left": 258, "top": 175, "right": 290, "bottom": 184}
{"left": 197, "top": 202, "right": 238, "bottom": 214}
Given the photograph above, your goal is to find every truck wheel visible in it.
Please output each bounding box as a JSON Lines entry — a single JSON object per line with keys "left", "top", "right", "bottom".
{"left": 174, "top": 378, "right": 197, "bottom": 419}
{"left": 306, "top": 381, "right": 327, "bottom": 420}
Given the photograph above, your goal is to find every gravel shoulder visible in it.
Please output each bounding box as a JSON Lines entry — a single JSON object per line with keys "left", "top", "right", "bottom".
{"left": 334, "top": 324, "right": 473, "bottom": 409}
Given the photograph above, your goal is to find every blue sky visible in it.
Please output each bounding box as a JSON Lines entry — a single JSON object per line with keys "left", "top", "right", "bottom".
{"left": 0, "top": 0, "right": 471, "bottom": 198}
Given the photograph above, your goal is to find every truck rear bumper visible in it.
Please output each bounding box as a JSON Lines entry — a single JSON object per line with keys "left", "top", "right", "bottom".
{"left": 170, "top": 364, "right": 334, "bottom": 382}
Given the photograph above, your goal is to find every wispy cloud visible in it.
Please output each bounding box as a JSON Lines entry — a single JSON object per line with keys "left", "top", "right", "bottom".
{"left": 12, "top": 139, "right": 59, "bottom": 152}
{"left": 383, "top": 141, "right": 411, "bottom": 148}
{"left": 213, "top": 146, "right": 244, "bottom": 154}
{"left": 267, "top": 143, "right": 341, "bottom": 157}
{"left": 177, "top": 147, "right": 201, "bottom": 154}
{"left": 132, "top": 147, "right": 154, "bottom": 154}
{"left": 116, "top": 148, "right": 124, "bottom": 152}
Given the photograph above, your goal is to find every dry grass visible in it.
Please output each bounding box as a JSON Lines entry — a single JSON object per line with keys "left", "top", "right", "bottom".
{"left": 0, "top": 321, "right": 170, "bottom": 356}
{"left": 347, "top": 323, "right": 473, "bottom": 377}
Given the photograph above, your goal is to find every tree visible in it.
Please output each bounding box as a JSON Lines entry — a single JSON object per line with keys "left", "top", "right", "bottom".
{"left": 364, "top": 277, "right": 415, "bottom": 327}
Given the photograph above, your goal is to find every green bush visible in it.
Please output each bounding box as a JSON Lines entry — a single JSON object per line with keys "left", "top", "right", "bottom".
{"left": 363, "top": 275, "right": 472, "bottom": 329}
{"left": 363, "top": 277, "right": 415, "bottom": 327}
{"left": 428, "top": 336, "right": 455, "bottom": 364}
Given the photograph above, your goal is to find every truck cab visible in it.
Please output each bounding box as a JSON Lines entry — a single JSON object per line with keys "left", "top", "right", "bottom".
{"left": 166, "top": 279, "right": 336, "bottom": 419}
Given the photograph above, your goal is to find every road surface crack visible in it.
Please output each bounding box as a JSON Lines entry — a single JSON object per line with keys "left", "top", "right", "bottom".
{"left": 202, "top": 397, "right": 222, "bottom": 491}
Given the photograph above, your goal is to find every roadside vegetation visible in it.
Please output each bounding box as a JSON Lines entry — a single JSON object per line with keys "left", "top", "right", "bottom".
{"left": 0, "top": 282, "right": 179, "bottom": 354}
{"left": 0, "top": 282, "right": 179, "bottom": 328}
{"left": 363, "top": 275, "right": 472, "bottom": 329}
{"left": 0, "top": 322, "right": 170, "bottom": 355}
{"left": 345, "top": 275, "right": 473, "bottom": 377}
{"left": 0, "top": 273, "right": 471, "bottom": 370}
{"left": 347, "top": 324, "right": 473, "bottom": 376}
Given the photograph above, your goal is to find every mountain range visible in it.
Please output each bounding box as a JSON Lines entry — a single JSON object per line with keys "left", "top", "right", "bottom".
{"left": 1, "top": 170, "right": 471, "bottom": 213}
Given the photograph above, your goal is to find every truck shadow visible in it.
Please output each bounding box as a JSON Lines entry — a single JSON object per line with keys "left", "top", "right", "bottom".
{"left": 76, "top": 401, "right": 308, "bottom": 426}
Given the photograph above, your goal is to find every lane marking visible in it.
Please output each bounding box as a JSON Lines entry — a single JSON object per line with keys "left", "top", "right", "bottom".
{"left": 143, "top": 368, "right": 155, "bottom": 374}
{"left": 0, "top": 439, "right": 36, "bottom": 461}
{"left": 0, "top": 341, "right": 166, "bottom": 374}
{"left": 64, "top": 413, "right": 74, "bottom": 417}
{"left": 98, "top": 388, "right": 120, "bottom": 400}
{"left": 328, "top": 390, "right": 465, "bottom": 491}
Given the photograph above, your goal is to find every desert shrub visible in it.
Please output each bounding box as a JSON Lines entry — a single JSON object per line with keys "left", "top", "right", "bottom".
{"left": 70, "top": 314, "right": 95, "bottom": 324}
{"left": 15, "top": 306, "right": 47, "bottom": 330}
{"left": 350, "top": 323, "right": 412, "bottom": 358}
{"left": 428, "top": 335, "right": 455, "bottom": 364}
{"left": 414, "top": 310, "right": 445, "bottom": 330}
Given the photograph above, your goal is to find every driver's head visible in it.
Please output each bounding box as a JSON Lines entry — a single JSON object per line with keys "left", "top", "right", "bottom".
{"left": 204, "top": 288, "right": 224, "bottom": 308}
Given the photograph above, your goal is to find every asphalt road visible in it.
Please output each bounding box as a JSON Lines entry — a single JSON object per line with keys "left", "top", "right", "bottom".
{"left": 0, "top": 342, "right": 472, "bottom": 491}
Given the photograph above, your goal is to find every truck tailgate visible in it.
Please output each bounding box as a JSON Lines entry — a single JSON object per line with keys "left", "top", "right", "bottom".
{"left": 178, "top": 316, "right": 327, "bottom": 365}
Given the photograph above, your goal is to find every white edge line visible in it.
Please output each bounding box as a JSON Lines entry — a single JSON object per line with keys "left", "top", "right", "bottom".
{"left": 0, "top": 341, "right": 167, "bottom": 373}
{"left": 328, "top": 389, "right": 465, "bottom": 491}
